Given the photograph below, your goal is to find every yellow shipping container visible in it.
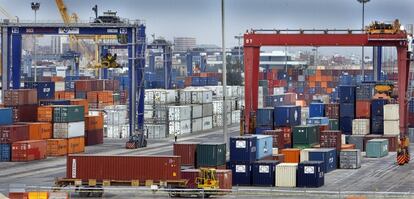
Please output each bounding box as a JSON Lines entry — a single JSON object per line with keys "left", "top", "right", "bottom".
{"left": 28, "top": 192, "right": 48, "bottom": 199}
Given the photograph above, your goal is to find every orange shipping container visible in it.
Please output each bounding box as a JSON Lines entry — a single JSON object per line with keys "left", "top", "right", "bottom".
{"left": 280, "top": 148, "right": 300, "bottom": 163}
{"left": 309, "top": 81, "right": 316, "bottom": 88}
{"left": 315, "top": 76, "right": 322, "bottom": 82}
{"left": 85, "top": 115, "right": 104, "bottom": 131}
{"left": 47, "top": 139, "right": 68, "bottom": 156}
{"left": 55, "top": 91, "right": 75, "bottom": 100}
{"left": 321, "top": 82, "right": 328, "bottom": 88}
{"left": 308, "top": 76, "right": 316, "bottom": 82}
{"left": 341, "top": 144, "right": 355, "bottom": 150}
{"left": 37, "top": 106, "right": 53, "bottom": 122}
{"left": 70, "top": 99, "right": 89, "bottom": 115}
{"left": 18, "top": 122, "right": 52, "bottom": 140}
{"left": 87, "top": 91, "right": 98, "bottom": 103}
{"left": 326, "top": 88, "right": 333, "bottom": 94}
{"left": 98, "top": 91, "right": 114, "bottom": 104}
{"left": 67, "top": 137, "right": 85, "bottom": 154}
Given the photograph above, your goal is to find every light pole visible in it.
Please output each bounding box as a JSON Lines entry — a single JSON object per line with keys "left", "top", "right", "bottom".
{"left": 31, "top": 2, "right": 40, "bottom": 82}
{"left": 221, "top": 0, "right": 228, "bottom": 151}
{"left": 358, "top": 0, "right": 369, "bottom": 81}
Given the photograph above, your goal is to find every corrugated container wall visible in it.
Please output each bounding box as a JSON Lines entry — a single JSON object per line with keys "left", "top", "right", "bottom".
{"left": 275, "top": 163, "right": 298, "bottom": 187}
{"left": 251, "top": 160, "right": 279, "bottom": 186}
{"left": 196, "top": 143, "right": 226, "bottom": 167}
{"left": 297, "top": 161, "right": 324, "bottom": 187}
{"left": 173, "top": 142, "right": 198, "bottom": 167}
{"left": 230, "top": 136, "right": 257, "bottom": 162}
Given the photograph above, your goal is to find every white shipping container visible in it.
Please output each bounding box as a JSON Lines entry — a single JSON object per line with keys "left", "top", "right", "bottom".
{"left": 275, "top": 163, "right": 298, "bottom": 187}
{"left": 258, "top": 97, "right": 264, "bottom": 108}
{"left": 106, "top": 124, "right": 129, "bottom": 138}
{"left": 53, "top": 121, "right": 85, "bottom": 138}
{"left": 301, "top": 107, "right": 309, "bottom": 125}
{"left": 191, "top": 105, "right": 203, "bottom": 118}
{"left": 168, "top": 106, "right": 192, "bottom": 121}
{"left": 202, "top": 103, "right": 214, "bottom": 117}
{"left": 144, "top": 90, "right": 154, "bottom": 104}
{"left": 212, "top": 100, "right": 231, "bottom": 115}
{"left": 55, "top": 81, "right": 65, "bottom": 92}
{"left": 237, "top": 100, "right": 244, "bottom": 110}
{"left": 144, "top": 105, "right": 154, "bottom": 119}
{"left": 202, "top": 116, "right": 213, "bottom": 130}
{"left": 48, "top": 192, "right": 68, "bottom": 199}
{"left": 273, "top": 87, "right": 285, "bottom": 95}
{"left": 384, "top": 120, "right": 400, "bottom": 136}
{"left": 300, "top": 149, "right": 316, "bottom": 162}
{"left": 342, "top": 134, "right": 346, "bottom": 144}
{"left": 213, "top": 114, "right": 231, "bottom": 127}
{"left": 384, "top": 104, "right": 399, "bottom": 120}
{"left": 145, "top": 124, "right": 167, "bottom": 139}
{"left": 313, "top": 94, "right": 330, "bottom": 104}
{"left": 232, "top": 110, "right": 241, "bottom": 124}
{"left": 204, "top": 86, "right": 223, "bottom": 98}
{"left": 191, "top": 89, "right": 213, "bottom": 104}
{"left": 272, "top": 148, "right": 278, "bottom": 155}
{"left": 192, "top": 118, "right": 203, "bottom": 132}
{"left": 169, "top": 120, "right": 191, "bottom": 135}
{"left": 179, "top": 90, "right": 192, "bottom": 104}
{"left": 352, "top": 119, "right": 370, "bottom": 135}
{"left": 230, "top": 99, "right": 237, "bottom": 111}
{"left": 146, "top": 89, "right": 177, "bottom": 105}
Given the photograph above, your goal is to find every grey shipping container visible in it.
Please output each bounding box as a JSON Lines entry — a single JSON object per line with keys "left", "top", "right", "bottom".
{"left": 197, "top": 143, "right": 226, "bottom": 167}
{"left": 346, "top": 135, "right": 364, "bottom": 151}
{"left": 340, "top": 149, "right": 361, "bottom": 169}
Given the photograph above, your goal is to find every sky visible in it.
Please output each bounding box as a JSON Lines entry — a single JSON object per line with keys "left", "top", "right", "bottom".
{"left": 0, "top": 0, "right": 413, "bottom": 55}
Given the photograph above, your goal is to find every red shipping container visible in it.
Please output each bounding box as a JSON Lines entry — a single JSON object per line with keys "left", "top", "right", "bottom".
{"left": 356, "top": 100, "right": 371, "bottom": 118}
{"left": 12, "top": 140, "right": 47, "bottom": 161}
{"left": 4, "top": 89, "right": 37, "bottom": 106}
{"left": 75, "top": 80, "right": 92, "bottom": 92}
{"left": 66, "top": 155, "right": 182, "bottom": 181}
{"left": 263, "top": 129, "right": 284, "bottom": 149}
{"left": 0, "top": 124, "right": 29, "bottom": 143}
{"left": 181, "top": 169, "right": 199, "bottom": 189}
{"left": 320, "top": 130, "right": 342, "bottom": 150}
{"left": 85, "top": 129, "right": 104, "bottom": 146}
{"left": 173, "top": 142, "right": 198, "bottom": 166}
{"left": 216, "top": 170, "right": 232, "bottom": 190}
{"left": 11, "top": 105, "right": 38, "bottom": 122}
{"left": 8, "top": 193, "right": 28, "bottom": 199}
{"left": 325, "top": 103, "right": 339, "bottom": 119}
{"left": 363, "top": 134, "right": 382, "bottom": 151}
{"left": 274, "top": 127, "right": 292, "bottom": 147}
{"left": 319, "top": 125, "right": 329, "bottom": 133}
{"left": 382, "top": 135, "right": 398, "bottom": 152}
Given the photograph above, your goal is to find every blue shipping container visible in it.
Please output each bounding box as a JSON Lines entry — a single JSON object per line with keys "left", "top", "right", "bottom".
{"left": 371, "top": 99, "right": 388, "bottom": 117}
{"left": 39, "top": 100, "right": 71, "bottom": 106}
{"left": 309, "top": 148, "right": 337, "bottom": 173}
{"left": 338, "top": 85, "right": 356, "bottom": 104}
{"left": 340, "top": 116, "right": 353, "bottom": 135}
{"left": 297, "top": 161, "right": 325, "bottom": 188}
{"left": 65, "top": 81, "right": 75, "bottom": 91}
{"left": 251, "top": 161, "right": 279, "bottom": 186}
{"left": 274, "top": 105, "right": 301, "bottom": 127}
{"left": 230, "top": 136, "right": 257, "bottom": 162}
{"left": 253, "top": 135, "right": 273, "bottom": 160}
{"left": 256, "top": 108, "right": 274, "bottom": 127}
{"left": 230, "top": 162, "right": 251, "bottom": 185}
{"left": 306, "top": 117, "right": 329, "bottom": 125}
{"left": 339, "top": 75, "right": 353, "bottom": 85}
{"left": 0, "top": 144, "right": 11, "bottom": 161}
{"left": 24, "top": 82, "right": 55, "bottom": 99}
{"left": 0, "top": 108, "right": 13, "bottom": 125}
{"left": 340, "top": 103, "right": 355, "bottom": 118}
{"left": 309, "top": 103, "right": 325, "bottom": 117}
{"left": 255, "top": 127, "right": 273, "bottom": 134}
{"left": 371, "top": 116, "right": 384, "bottom": 135}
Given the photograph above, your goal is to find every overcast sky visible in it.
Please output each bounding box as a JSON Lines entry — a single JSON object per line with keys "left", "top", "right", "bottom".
{"left": 0, "top": 0, "right": 413, "bottom": 55}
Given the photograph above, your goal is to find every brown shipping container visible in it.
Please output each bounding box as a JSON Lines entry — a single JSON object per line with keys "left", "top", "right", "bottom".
{"left": 0, "top": 124, "right": 29, "bottom": 143}
{"left": 325, "top": 103, "right": 339, "bottom": 119}
{"left": 75, "top": 80, "right": 92, "bottom": 92}
{"left": 37, "top": 106, "right": 54, "bottom": 122}
{"left": 66, "top": 155, "right": 182, "bottom": 181}
{"left": 173, "top": 142, "right": 198, "bottom": 166}
{"left": 363, "top": 134, "right": 382, "bottom": 151}
{"left": 12, "top": 105, "right": 38, "bottom": 122}
{"left": 216, "top": 170, "right": 232, "bottom": 190}
{"left": 85, "top": 129, "right": 104, "bottom": 146}
{"left": 85, "top": 115, "right": 104, "bottom": 131}
{"left": 87, "top": 91, "right": 98, "bottom": 103}
{"left": 320, "top": 130, "right": 342, "bottom": 150}
{"left": 8, "top": 193, "right": 28, "bottom": 199}
{"left": 271, "top": 154, "right": 285, "bottom": 162}
{"left": 263, "top": 129, "right": 285, "bottom": 149}
{"left": 4, "top": 89, "right": 37, "bottom": 106}
{"left": 181, "top": 169, "right": 199, "bottom": 189}
{"left": 70, "top": 99, "right": 89, "bottom": 115}
{"left": 274, "top": 127, "right": 292, "bottom": 147}
{"left": 356, "top": 100, "right": 371, "bottom": 118}
{"left": 12, "top": 140, "right": 47, "bottom": 161}
{"left": 67, "top": 137, "right": 85, "bottom": 154}
{"left": 55, "top": 91, "right": 75, "bottom": 100}
{"left": 17, "top": 122, "right": 52, "bottom": 140}
{"left": 47, "top": 139, "right": 68, "bottom": 156}
{"left": 382, "top": 135, "right": 398, "bottom": 152}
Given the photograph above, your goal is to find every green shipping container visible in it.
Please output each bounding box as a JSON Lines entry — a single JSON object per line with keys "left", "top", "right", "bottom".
{"left": 53, "top": 105, "right": 85, "bottom": 123}
{"left": 366, "top": 139, "right": 388, "bottom": 158}
{"left": 197, "top": 143, "right": 226, "bottom": 167}
{"left": 292, "top": 125, "right": 319, "bottom": 148}
{"left": 328, "top": 119, "right": 339, "bottom": 130}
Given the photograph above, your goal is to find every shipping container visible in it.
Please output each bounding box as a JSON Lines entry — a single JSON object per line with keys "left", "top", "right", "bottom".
{"left": 69, "top": 99, "right": 89, "bottom": 115}
{"left": 190, "top": 105, "right": 203, "bottom": 118}
{"left": 202, "top": 103, "right": 213, "bottom": 117}
{"left": 67, "top": 155, "right": 181, "bottom": 181}
{"left": 275, "top": 163, "right": 297, "bottom": 187}
{"left": 297, "top": 161, "right": 324, "bottom": 187}
{"left": 37, "top": 106, "right": 54, "bottom": 122}
{"left": 263, "top": 130, "right": 285, "bottom": 149}
{"left": 4, "top": 89, "right": 38, "bottom": 106}
{"left": 191, "top": 118, "right": 202, "bottom": 132}
{"left": 340, "top": 103, "right": 355, "bottom": 118}
{"left": 273, "top": 105, "right": 301, "bottom": 127}
{"left": 24, "top": 81, "right": 55, "bottom": 99}
{"left": 85, "top": 115, "right": 104, "bottom": 131}
{"left": 0, "top": 143, "right": 11, "bottom": 161}
{"left": 53, "top": 122, "right": 85, "bottom": 139}
{"left": 202, "top": 116, "right": 213, "bottom": 130}
{"left": 355, "top": 100, "right": 371, "bottom": 118}
{"left": 85, "top": 129, "right": 104, "bottom": 146}
{"left": 328, "top": 119, "right": 339, "bottom": 130}
{"left": 256, "top": 108, "right": 274, "bottom": 127}
{"left": 216, "top": 169, "right": 233, "bottom": 190}
{"left": 346, "top": 135, "right": 364, "bottom": 151}
{"left": 181, "top": 169, "right": 199, "bottom": 189}
{"left": 320, "top": 130, "right": 342, "bottom": 150}
{"left": 339, "top": 149, "right": 361, "bottom": 169}
{"left": 47, "top": 192, "right": 68, "bottom": 199}
{"left": 266, "top": 93, "right": 296, "bottom": 107}
{"left": 230, "top": 162, "right": 251, "bottom": 185}
{"left": 306, "top": 117, "right": 329, "bottom": 125}
{"left": 53, "top": 105, "right": 85, "bottom": 123}
{"left": 371, "top": 99, "right": 388, "bottom": 117}
{"left": 230, "top": 136, "right": 257, "bottom": 162}
{"left": 309, "top": 103, "right": 325, "bottom": 117}
{"left": 338, "top": 85, "right": 356, "bottom": 103}
{"left": 325, "top": 103, "right": 339, "bottom": 119}
{"left": 197, "top": 143, "right": 226, "bottom": 167}
{"left": 300, "top": 148, "right": 317, "bottom": 162}
{"left": 382, "top": 135, "right": 398, "bottom": 152}
{"left": 0, "top": 108, "right": 13, "bottom": 125}
{"left": 384, "top": 120, "right": 400, "bottom": 136}
{"left": 383, "top": 104, "right": 399, "bottom": 120}
{"left": 17, "top": 122, "right": 52, "bottom": 140}
{"left": 12, "top": 140, "right": 47, "bottom": 161}
{"left": 366, "top": 139, "right": 388, "bottom": 158}
{"left": 39, "top": 99, "right": 71, "bottom": 106}
{"left": 173, "top": 142, "right": 199, "bottom": 166}
{"left": 67, "top": 137, "right": 85, "bottom": 154}
{"left": 352, "top": 119, "right": 370, "bottom": 135}
{"left": 371, "top": 116, "right": 384, "bottom": 134}
{"left": 0, "top": 124, "right": 29, "bottom": 143}
{"left": 308, "top": 148, "right": 337, "bottom": 173}
{"left": 46, "top": 139, "right": 68, "bottom": 156}
{"left": 340, "top": 116, "right": 353, "bottom": 135}
{"left": 292, "top": 125, "right": 319, "bottom": 149}
{"left": 251, "top": 160, "right": 279, "bottom": 186}
{"left": 356, "top": 83, "right": 375, "bottom": 100}
{"left": 280, "top": 148, "right": 300, "bottom": 163}
{"left": 145, "top": 124, "right": 167, "bottom": 139}
{"left": 168, "top": 106, "right": 192, "bottom": 121}
{"left": 11, "top": 105, "right": 38, "bottom": 122}
{"left": 169, "top": 120, "right": 191, "bottom": 135}
{"left": 252, "top": 135, "right": 273, "bottom": 159}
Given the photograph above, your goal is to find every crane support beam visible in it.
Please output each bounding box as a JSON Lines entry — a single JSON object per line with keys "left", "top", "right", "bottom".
{"left": 243, "top": 31, "right": 410, "bottom": 136}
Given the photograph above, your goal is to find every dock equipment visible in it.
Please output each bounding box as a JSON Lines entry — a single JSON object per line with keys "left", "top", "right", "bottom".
{"left": 243, "top": 28, "right": 412, "bottom": 165}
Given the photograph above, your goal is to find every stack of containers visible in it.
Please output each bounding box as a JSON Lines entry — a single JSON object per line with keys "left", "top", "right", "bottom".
{"left": 371, "top": 99, "right": 388, "bottom": 134}
{"left": 87, "top": 91, "right": 114, "bottom": 109}
{"left": 255, "top": 108, "right": 274, "bottom": 134}
{"left": 383, "top": 104, "right": 399, "bottom": 136}
{"left": 0, "top": 108, "right": 19, "bottom": 161}
{"left": 212, "top": 100, "right": 231, "bottom": 127}
{"left": 52, "top": 105, "right": 85, "bottom": 154}
{"left": 84, "top": 114, "right": 104, "bottom": 146}
{"left": 266, "top": 93, "right": 296, "bottom": 107}
{"left": 168, "top": 106, "right": 192, "bottom": 136}
{"left": 355, "top": 83, "right": 374, "bottom": 118}
{"left": 325, "top": 103, "right": 339, "bottom": 130}
{"left": 4, "top": 89, "right": 38, "bottom": 122}
{"left": 24, "top": 82, "right": 56, "bottom": 100}
{"left": 105, "top": 105, "right": 129, "bottom": 138}
{"left": 190, "top": 88, "right": 213, "bottom": 131}
{"left": 338, "top": 85, "right": 356, "bottom": 135}
{"left": 144, "top": 89, "right": 176, "bottom": 138}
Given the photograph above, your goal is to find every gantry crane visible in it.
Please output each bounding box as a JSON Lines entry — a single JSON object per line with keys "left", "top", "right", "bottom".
{"left": 0, "top": 6, "right": 18, "bottom": 86}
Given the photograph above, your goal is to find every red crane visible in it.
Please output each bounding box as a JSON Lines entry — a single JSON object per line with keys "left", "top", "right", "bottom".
{"left": 243, "top": 29, "right": 411, "bottom": 164}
